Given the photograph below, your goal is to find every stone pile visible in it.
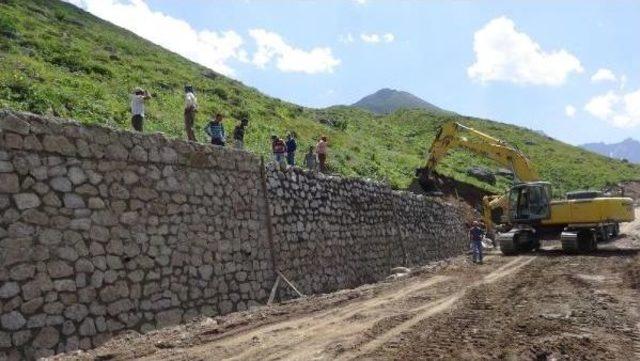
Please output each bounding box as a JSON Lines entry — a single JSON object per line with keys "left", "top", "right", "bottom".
{"left": 0, "top": 111, "right": 467, "bottom": 359}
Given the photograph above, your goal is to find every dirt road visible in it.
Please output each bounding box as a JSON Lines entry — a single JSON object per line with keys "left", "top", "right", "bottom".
{"left": 55, "top": 212, "right": 640, "bottom": 361}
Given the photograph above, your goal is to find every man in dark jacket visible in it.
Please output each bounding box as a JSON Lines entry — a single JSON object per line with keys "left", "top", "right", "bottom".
{"left": 233, "top": 118, "right": 248, "bottom": 150}
{"left": 285, "top": 133, "right": 297, "bottom": 166}
{"left": 469, "top": 220, "right": 485, "bottom": 264}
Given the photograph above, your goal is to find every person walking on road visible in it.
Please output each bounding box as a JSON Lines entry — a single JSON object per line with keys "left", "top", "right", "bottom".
{"left": 271, "top": 135, "right": 287, "bottom": 169}
{"left": 285, "top": 133, "right": 297, "bottom": 166}
{"left": 184, "top": 85, "right": 198, "bottom": 141}
{"left": 469, "top": 220, "right": 485, "bottom": 264}
{"left": 205, "top": 113, "right": 226, "bottom": 146}
{"left": 130, "top": 87, "right": 151, "bottom": 132}
{"left": 304, "top": 146, "right": 317, "bottom": 171}
{"left": 316, "top": 136, "right": 328, "bottom": 173}
{"left": 233, "top": 118, "right": 248, "bottom": 150}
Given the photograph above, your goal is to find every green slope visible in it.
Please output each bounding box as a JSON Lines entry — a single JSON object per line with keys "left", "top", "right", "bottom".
{"left": 1, "top": 0, "right": 639, "bottom": 196}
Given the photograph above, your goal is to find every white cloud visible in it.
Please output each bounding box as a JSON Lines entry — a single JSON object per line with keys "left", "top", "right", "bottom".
{"left": 353, "top": 0, "right": 367, "bottom": 4}
{"left": 339, "top": 33, "right": 355, "bottom": 44}
{"left": 584, "top": 89, "right": 640, "bottom": 128}
{"left": 63, "top": 0, "right": 340, "bottom": 76}
{"left": 467, "top": 16, "right": 583, "bottom": 86}
{"left": 620, "top": 74, "right": 628, "bottom": 90}
{"left": 249, "top": 29, "right": 340, "bottom": 74}
{"left": 63, "top": 0, "right": 247, "bottom": 76}
{"left": 565, "top": 105, "right": 576, "bottom": 117}
{"left": 360, "top": 33, "right": 380, "bottom": 43}
{"left": 360, "top": 32, "right": 395, "bottom": 44}
{"left": 590, "top": 68, "right": 617, "bottom": 83}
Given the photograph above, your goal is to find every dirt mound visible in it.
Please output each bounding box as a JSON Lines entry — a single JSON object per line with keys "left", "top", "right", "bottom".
{"left": 621, "top": 181, "right": 640, "bottom": 201}
{"left": 409, "top": 170, "right": 493, "bottom": 211}
{"left": 622, "top": 258, "right": 640, "bottom": 289}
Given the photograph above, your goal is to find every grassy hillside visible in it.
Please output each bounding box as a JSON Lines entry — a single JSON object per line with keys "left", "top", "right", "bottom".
{"left": 1, "top": 0, "right": 639, "bottom": 197}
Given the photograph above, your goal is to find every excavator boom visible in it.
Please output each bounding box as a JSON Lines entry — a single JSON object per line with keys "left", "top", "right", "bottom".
{"left": 426, "top": 122, "right": 539, "bottom": 182}
{"left": 423, "top": 122, "right": 540, "bottom": 234}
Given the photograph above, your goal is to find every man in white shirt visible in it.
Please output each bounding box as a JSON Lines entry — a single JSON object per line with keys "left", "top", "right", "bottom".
{"left": 184, "top": 85, "right": 198, "bottom": 141}
{"left": 130, "top": 87, "right": 150, "bottom": 131}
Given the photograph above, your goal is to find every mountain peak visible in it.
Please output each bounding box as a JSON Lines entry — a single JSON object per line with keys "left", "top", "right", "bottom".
{"left": 352, "top": 89, "right": 444, "bottom": 115}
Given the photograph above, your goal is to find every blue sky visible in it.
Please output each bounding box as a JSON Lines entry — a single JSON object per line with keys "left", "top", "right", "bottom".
{"left": 66, "top": 0, "right": 640, "bottom": 145}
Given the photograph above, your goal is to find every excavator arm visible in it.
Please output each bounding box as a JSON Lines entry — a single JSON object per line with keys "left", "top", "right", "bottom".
{"left": 426, "top": 122, "right": 539, "bottom": 182}
{"left": 423, "top": 122, "right": 540, "bottom": 234}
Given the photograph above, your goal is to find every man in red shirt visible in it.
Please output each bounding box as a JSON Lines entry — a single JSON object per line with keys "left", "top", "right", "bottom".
{"left": 271, "top": 135, "right": 287, "bottom": 170}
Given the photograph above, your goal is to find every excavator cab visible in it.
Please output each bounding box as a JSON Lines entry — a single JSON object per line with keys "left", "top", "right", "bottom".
{"left": 507, "top": 182, "right": 552, "bottom": 223}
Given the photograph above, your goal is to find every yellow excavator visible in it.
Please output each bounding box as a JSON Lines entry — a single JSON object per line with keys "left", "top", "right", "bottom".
{"left": 421, "top": 122, "right": 635, "bottom": 254}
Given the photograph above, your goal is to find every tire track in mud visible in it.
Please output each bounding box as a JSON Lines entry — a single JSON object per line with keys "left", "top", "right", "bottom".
{"left": 365, "top": 239, "right": 640, "bottom": 361}
{"left": 339, "top": 256, "right": 536, "bottom": 361}
{"left": 176, "top": 256, "right": 536, "bottom": 361}
{"left": 133, "top": 255, "right": 533, "bottom": 361}
{"left": 140, "top": 275, "right": 453, "bottom": 361}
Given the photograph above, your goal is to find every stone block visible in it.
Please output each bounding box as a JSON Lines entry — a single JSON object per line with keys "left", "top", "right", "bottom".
{"left": 0, "top": 113, "right": 30, "bottom": 135}
{"left": 32, "top": 326, "right": 59, "bottom": 349}
{"left": 63, "top": 193, "right": 85, "bottom": 209}
{"left": 10, "top": 264, "right": 36, "bottom": 281}
{"left": 63, "top": 304, "right": 88, "bottom": 322}
{"left": 78, "top": 318, "right": 96, "bottom": 336}
{"left": 13, "top": 193, "right": 40, "bottom": 210}
{"left": 50, "top": 177, "right": 72, "bottom": 192}
{"left": 0, "top": 282, "right": 20, "bottom": 299}
{"left": 1, "top": 311, "right": 26, "bottom": 330}
{"left": 156, "top": 309, "right": 183, "bottom": 328}
{"left": 47, "top": 261, "right": 74, "bottom": 279}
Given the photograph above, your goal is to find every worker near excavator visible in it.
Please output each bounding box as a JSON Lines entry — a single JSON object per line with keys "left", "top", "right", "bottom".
{"left": 469, "top": 220, "right": 485, "bottom": 264}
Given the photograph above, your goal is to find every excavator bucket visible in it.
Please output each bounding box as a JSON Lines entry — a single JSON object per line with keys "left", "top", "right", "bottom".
{"left": 415, "top": 167, "right": 442, "bottom": 192}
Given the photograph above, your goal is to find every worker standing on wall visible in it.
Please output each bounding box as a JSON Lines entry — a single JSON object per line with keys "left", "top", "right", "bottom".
{"left": 184, "top": 85, "right": 198, "bottom": 142}
{"left": 271, "top": 135, "right": 287, "bottom": 170}
{"left": 469, "top": 220, "right": 485, "bottom": 264}
{"left": 304, "top": 146, "right": 317, "bottom": 172}
{"left": 205, "top": 113, "right": 226, "bottom": 146}
{"left": 233, "top": 118, "right": 248, "bottom": 150}
{"left": 285, "top": 133, "right": 297, "bottom": 166}
{"left": 316, "top": 136, "right": 328, "bottom": 173}
{"left": 130, "top": 87, "right": 151, "bottom": 132}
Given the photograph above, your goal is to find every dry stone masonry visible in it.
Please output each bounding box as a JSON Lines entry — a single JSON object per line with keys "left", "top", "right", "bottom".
{"left": 0, "top": 110, "right": 468, "bottom": 359}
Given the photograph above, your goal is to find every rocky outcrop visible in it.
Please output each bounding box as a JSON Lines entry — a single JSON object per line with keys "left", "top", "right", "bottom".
{"left": 0, "top": 110, "right": 468, "bottom": 359}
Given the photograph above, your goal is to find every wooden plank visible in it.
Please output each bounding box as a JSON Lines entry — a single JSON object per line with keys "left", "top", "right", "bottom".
{"left": 276, "top": 270, "right": 305, "bottom": 298}
{"left": 267, "top": 275, "right": 281, "bottom": 306}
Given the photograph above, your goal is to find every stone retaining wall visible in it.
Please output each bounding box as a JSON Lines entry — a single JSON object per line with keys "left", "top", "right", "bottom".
{"left": 267, "top": 168, "right": 467, "bottom": 297}
{"left": 0, "top": 110, "right": 468, "bottom": 359}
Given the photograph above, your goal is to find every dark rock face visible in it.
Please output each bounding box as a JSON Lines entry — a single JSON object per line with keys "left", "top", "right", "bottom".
{"left": 467, "top": 167, "right": 496, "bottom": 185}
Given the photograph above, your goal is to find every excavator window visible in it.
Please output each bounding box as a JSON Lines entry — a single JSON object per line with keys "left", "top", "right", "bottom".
{"left": 508, "top": 184, "right": 551, "bottom": 222}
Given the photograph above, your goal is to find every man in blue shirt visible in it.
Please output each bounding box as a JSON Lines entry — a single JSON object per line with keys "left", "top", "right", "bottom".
{"left": 469, "top": 220, "right": 485, "bottom": 264}
{"left": 205, "top": 113, "right": 226, "bottom": 146}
